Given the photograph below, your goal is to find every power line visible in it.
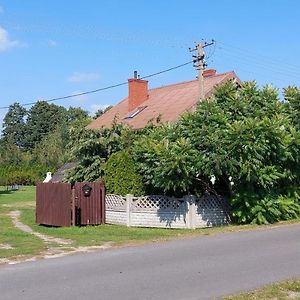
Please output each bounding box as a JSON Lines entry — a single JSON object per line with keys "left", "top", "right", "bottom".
{"left": 0, "top": 60, "right": 193, "bottom": 110}
{"left": 217, "top": 49, "right": 300, "bottom": 78}
{"left": 217, "top": 41, "right": 300, "bottom": 73}
{"left": 213, "top": 40, "right": 300, "bottom": 82}
{"left": 140, "top": 61, "right": 193, "bottom": 79}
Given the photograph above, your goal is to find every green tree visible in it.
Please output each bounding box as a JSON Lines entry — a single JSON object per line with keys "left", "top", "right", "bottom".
{"left": 24, "top": 101, "right": 67, "bottom": 149}
{"left": 133, "top": 124, "right": 197, "bottom": 195}
{"left": 31, "top": 128, "right": 68, "bottom": 169}
{"left": 2, "top": 102, "right": 27, "bottom": 147}
{"left": 104, "top": 150, "right": 145, "bottom": 196}
{"left": 176, "top": 81, "right": 297, "bottom": 192}
{"left": 66, "top": 122, "right": 134, "bottom": 183}
{"left": 93, "top": 105, "right": 113, "bottom": 119}
{"left": 0, "top": 138, "right": 30, "bottom": 166}
{"left": 0, "top": 102, "right": 94, "bottom": 183}
{"left": 67, "top": 106, "right": 90, "bottom": 125}
{"left": 284, "top": 86, "right": 300, "bottom": 129}
{"left": 132, "top": 81, "right": 300, "bottom": 223}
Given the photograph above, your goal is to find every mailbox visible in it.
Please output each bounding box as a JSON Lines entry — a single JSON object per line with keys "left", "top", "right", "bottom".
{"left": 82, "top": 184, "right": 92, "bottom": 197}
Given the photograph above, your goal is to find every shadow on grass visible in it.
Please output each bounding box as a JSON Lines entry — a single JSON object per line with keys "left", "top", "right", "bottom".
{"left": 0, "top": 190, "right": 13, "bottom": 195}
{"left": 0, "top": 185, "right": 21, "bottom": 195}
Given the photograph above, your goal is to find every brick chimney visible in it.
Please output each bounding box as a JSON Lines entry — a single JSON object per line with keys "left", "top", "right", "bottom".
{"left": 128, "top": 76, "right": 149, "bottom": 112}
{"left": 203, "top": 69, "right": 217, "bottom": 77}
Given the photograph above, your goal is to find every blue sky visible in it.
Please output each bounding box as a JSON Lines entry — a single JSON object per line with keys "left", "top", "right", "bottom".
{"left": 0, "top": 0, "right": 299, "bottom": 124}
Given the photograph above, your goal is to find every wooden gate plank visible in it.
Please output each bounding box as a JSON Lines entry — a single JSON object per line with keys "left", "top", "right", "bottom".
{"left": 36, "top": 182, "right": 72, "bottom": 226}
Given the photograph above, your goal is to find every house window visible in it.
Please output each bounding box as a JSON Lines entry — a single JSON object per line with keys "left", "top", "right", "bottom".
{"left": 124, "top": 106, "right": 147, "bottom": 119}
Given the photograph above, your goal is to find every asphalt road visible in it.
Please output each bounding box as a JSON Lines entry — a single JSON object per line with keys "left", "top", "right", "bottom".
{"left": 1, "top": 223, "right": 300, "bottom": 300}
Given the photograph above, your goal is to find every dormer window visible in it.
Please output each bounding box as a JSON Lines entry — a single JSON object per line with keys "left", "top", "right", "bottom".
{"left": 124, "top": 106, "right": 147, "bottom": 119}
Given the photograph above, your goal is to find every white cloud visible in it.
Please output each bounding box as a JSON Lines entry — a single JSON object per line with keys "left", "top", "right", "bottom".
{"left": 68, "top": 72, "right": 100, "bottom": 83}
{"left": 47, "top": 39, "right": 57, "bottom": 47}
{"left": 0, "top": 26, "right": 25, "bottom": 52}
{"left": 90, "top": 104, "right": 110, "bottom": 114}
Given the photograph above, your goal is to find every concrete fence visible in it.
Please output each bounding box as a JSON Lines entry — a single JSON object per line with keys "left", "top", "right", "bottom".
{"left": 105, "top": 194, "right": 229, "bottom": 229}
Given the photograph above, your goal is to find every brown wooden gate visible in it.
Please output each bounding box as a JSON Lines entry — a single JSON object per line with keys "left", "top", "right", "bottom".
{"left": 36, "top": 182, "right": 105, "bottom": 226}
{"left": 74, "top": 182, "right": 105, "bottom": 225}
{"left": 36, "top": 182, "right": 72, "bottom": 226}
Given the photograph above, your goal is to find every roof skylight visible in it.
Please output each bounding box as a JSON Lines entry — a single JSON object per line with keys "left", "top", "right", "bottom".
{"left": 124, "top": 106, "right": 147, "bottom": 119}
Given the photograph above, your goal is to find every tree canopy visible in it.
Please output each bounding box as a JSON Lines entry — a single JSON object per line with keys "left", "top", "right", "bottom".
{"left": 0, "top": 101, "right": 91, "bottom": 182}
{"left": 2, "top": 102, "right": 27, "bottom": 148}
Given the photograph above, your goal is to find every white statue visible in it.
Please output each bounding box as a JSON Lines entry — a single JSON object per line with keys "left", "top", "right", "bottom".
{"left": 43, "top": 172, "right": 52, "bottom": 183}
{"left": 210, "top": 175, "right": 216, "bottom": 185}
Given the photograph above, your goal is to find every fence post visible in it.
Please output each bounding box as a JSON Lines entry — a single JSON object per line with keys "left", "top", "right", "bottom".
{"left": 101, "top": 184, "right": 106, "bottom": 224}
{"left": 71, "top": 186, "right": 75, "bottom": 226}
{"left": 190, "top": 196, "right": 197, "bottom": 229}
{"left": 126, "top": 194, "right": 133, "bottom": 227}
{"left": 185, "top": 195, "right": 196, "bottom": 229}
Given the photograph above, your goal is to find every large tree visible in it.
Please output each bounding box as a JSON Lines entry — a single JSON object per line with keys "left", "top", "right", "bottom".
{"left": 66, "top": 122, "right": 134, "bottom": 183}
{"left": 2, "top": 102, "right": 27, "bottom": 147}
{"left": 31, "top": 128, "right": 67, "bottom": 169}
{"left": 24, "top": 101, "right": 67, "bottom": 149}
{"left": 0, "top": 101, "right": 95, "bottom": 181}
{"left": 0, "top": 138, "right": 30, "bottom": 166}
{"left": 284, "top": 86, "right": 300, "bottom": 129}
{"left": 67, "top": 106, "right": 90, "bottom": 125}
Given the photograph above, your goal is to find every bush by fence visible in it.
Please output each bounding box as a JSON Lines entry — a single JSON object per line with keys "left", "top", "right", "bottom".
{"left": 104, "top": 150, "right": 145, "bottom": 196}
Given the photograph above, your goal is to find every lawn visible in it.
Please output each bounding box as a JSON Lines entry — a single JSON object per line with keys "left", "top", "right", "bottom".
{"left": 223, "top": 278, "right": 300, "bottom": 300}
{"left": 0, "top": 187, "right": 46, "bottom": 261}
{"left": 1, "top": 186, "right": 300, "bottom": 263}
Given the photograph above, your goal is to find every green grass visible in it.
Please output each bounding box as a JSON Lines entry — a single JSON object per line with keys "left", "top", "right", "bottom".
{"left": 0, "top": 214, "right": 46, "bottom": 259}
{"left": 26, "top": 210, "right": 197, "bottom": 247}
{"left": 1, "top": 186, "right": 300, "bottom": 262}
{"left": 0, "top": 186, "right": 46, "bottom": 260}
{"left": 0, "top": 186, "right": 36, "bottom": 208}
{"left": 223, "top": 278, "right": 300, "bottom": 299}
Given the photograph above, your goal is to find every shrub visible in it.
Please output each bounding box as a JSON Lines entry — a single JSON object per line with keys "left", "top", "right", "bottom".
{"left": 0, "top": 165, "right": 51, "bottom": 186}
{"left": 132, "top": 125, "right": 198, "bottom": 196}
{"left": 104, "top": 150, "right": 145, "bottom": 196}
{"left": 230, "top": 191, "right": 300, "bottom": 225}
{"left": 66, "top": 124, "right": 136, "bottom": 183}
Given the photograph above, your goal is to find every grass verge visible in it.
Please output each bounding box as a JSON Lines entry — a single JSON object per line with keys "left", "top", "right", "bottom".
{"left": 0, "top": 187, "right": 47, "bottom": 261}
{"left": 223, "top": 278, "right": 300, "bottom": 299}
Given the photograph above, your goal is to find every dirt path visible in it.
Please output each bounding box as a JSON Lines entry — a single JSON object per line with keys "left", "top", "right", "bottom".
{"left": 9, "top": 211, "right": 72, "bottom": 245}
{"left": 4, "top": 210, "right": 113, "bottom": 265}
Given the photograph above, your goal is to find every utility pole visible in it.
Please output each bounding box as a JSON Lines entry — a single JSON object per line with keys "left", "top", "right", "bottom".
{"left": 190, "top": 40, "right": 215, "bottom": 99}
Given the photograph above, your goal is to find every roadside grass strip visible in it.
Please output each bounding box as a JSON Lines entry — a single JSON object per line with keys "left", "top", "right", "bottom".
{"left": 0, "top": 211, "right": 46, "bottom": 262}
{"left": 223, "top": 278, "right": 300, "bottom": 300}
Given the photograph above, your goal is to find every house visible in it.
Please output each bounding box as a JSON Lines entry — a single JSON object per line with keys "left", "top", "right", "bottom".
{"left": 88, "top": 69, "right": 241, "bottom": 130}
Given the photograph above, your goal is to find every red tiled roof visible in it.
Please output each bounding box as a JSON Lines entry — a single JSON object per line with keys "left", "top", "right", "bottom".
{"left": 88, "top": 71, "right": 240, "bottom": 129}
